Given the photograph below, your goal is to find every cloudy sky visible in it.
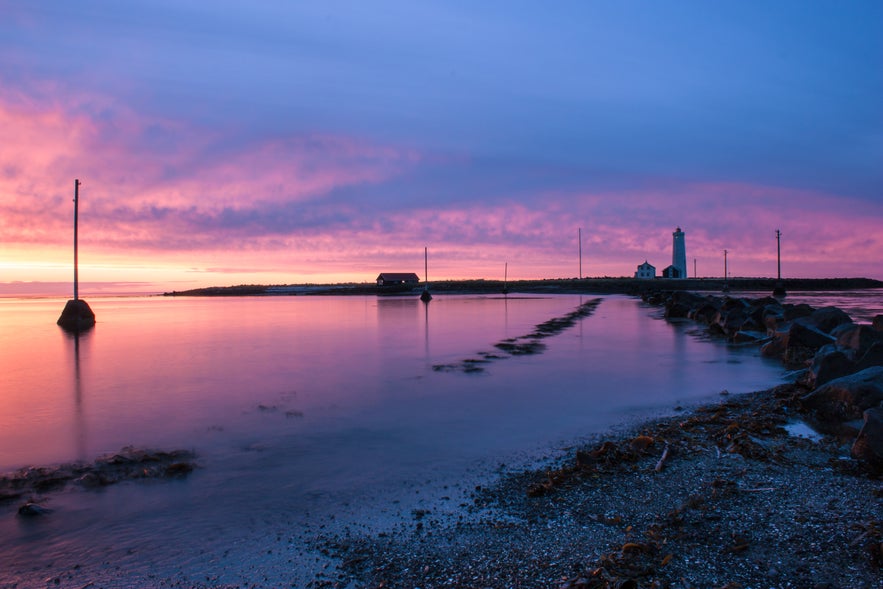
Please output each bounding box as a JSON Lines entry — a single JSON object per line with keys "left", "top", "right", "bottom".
{"left": 2, "top": 1, "right": 881, "bottom": 293}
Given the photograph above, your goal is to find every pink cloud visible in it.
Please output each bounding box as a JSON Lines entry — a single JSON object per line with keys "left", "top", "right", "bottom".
{"left": 1, "top": 86, "right": 881, "bottom": 287}
{"left": 0, "top": 89, "right": 420, "bottom": 250}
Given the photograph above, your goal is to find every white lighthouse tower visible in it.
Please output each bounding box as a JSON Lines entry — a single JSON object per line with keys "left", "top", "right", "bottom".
{"left": 672, "top": 227, "right": 687, "bottom": 278}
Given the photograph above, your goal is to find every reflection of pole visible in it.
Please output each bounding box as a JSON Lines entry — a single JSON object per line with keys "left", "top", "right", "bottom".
{"left": 776, "top": 229, "right": 782, "bottom": 280}
{"left": 503, "top": 262, "right": 508, "bottom": 296}
{"left": 74, "top": 179, "right": 80, "bottom": 301}
{"left": 73, "top": 331, "right": 86, "bottom": 459}
{"left": 420, "top": 246, "right": 432, "bottom": 302}
{"left": 424, "top": 299, "right": 429, "bottom": 364}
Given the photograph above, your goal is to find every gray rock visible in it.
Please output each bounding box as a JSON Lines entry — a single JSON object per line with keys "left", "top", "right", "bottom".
{"left": 18, "top": 502, "right": 53, "bottom": 517}
{"left": 761, "top": 333, "right": 788, "bottom": 359}
{"left": 810, "top": 345, "right": 856, "bottom": 387}
{"left": 802, "top": 366, "right": 883, "bottom": 423}
{"left": 783, "top": 303, "right": 814, "bottom": 321}
{"left": 807, "top": 306, "right": 853, "bottom": 334}
{"left": 789, "top": 319, "right": 837, "bottom": 349}
{"left": 856, "top": 342, "right": 883, "bottom": 372}
{"left": 851, "top": 407, "right": 883, "bottom": 473}
{"left": 832, "top": 323, "right": 881, "bottom": 356}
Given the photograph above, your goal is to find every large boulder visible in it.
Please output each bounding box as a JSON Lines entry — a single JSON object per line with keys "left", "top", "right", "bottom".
{"left": 832, "top": 323, "right": 881, "bottom": 357}
{"left": 856, "top": 342, "right": 883, "bottom": 372}
{"left": 784, "top": 320, "right": 836, "bottom": 366}
{"left": 807, "top": 306, "right": 853, "bottom": 334}
{"left": 851, "top": 407, "right": 883, "bottom": 473}
{"left": 57, "top": 299, "right": 95, "bottom": 332}
{"left": 802, "top": 366, "right": 883, "bottom": 423}
{"left": 783, "top": 303, "right": 814, "bottom": 322}
{"left": 789, "top": 319, "right": 837, "bottom": 348}
{"left": 809, "top": 345, "right": 856, "bottom": 387}
{"left": 747, "top": 298, "right": 782, "bottom": 328}
{"left": 688, "top": 302, "right": 719, "bottom": 324}
{"left": 663, "top": 291, "right": 707, "bottom": 319}
{"left": 760, "top": 332, "right": 788, "bottom": 359}
{"left": 872, "top": 314, "right": 883, "bottom": 332}
{"left": 763, "top": 307, "right": 787, "bottom": 334}
{"left": 712, "top": 308, "right": 748, "bottom": 338}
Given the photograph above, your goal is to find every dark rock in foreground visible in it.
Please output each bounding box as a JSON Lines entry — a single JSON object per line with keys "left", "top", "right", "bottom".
{"left": 802, "top": 366, "right": 883, "bottom": 423}
{"left": 852, "top": 407, "right": 883, "bottom": 472}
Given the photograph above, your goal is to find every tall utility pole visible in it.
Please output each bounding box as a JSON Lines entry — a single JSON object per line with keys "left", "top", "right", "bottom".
{"left": 58, "top": 178, "right": 95, "bottom": 331}
{"left": 724, "top": 249, "right": 728, "bottom": 280}
{"left": 73, "top": 179, "right": 80, "bottom": 301}
{"left": 773, "top": 229, "right": 786, "bottom": 297}
{"left": 776, "top": 229, "right": 782, "bottom": 280}
{"left": 693, "top": 258, "right": 697, "bottom": 279}
{"left": 578, "top": 228, "right": 582, "bottom": 279}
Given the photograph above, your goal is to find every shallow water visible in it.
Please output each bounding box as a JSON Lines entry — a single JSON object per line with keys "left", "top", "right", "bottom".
{"left": 726, "top": 288, "right": 883, "bottom": 323}
{"left": 1, "top": 294, "right": 792, "bottom": 586}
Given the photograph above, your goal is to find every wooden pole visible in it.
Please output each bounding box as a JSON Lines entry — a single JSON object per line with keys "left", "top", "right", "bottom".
{"left": 74, "top": 179, "right": 80, "bottom": 301}
{"left": 724, "top": 249, "right": 728, "bottom": 282}
{"left": 58, "top": 178, "right": 95, "bottom": 330}
{"left": 776, "top": 229, "right": 782, "bottom": 280}
{"left": 578, "top": 228, "right": 582, "bottom": 279}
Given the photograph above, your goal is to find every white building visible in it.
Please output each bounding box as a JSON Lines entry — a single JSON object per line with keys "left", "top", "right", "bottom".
{"left": 635, "top": 261, "right": 656, "bottom": 279}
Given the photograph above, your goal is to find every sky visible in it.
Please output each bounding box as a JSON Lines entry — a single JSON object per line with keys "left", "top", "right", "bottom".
{"left": 1, "top": 1, "right": 881, "bottom": 294}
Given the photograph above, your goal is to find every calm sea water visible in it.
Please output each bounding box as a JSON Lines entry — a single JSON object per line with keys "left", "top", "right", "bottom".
{"left": 1, "top": 291, "right": 872, "bottom": 587}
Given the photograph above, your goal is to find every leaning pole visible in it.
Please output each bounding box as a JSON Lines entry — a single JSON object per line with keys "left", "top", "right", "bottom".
{"left": 57, "top": 179, "right": 96, "bottom": 331}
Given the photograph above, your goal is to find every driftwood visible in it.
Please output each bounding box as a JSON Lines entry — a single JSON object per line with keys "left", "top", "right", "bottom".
{"left": 654, "top": 443, "right": 670, "bottom": 472}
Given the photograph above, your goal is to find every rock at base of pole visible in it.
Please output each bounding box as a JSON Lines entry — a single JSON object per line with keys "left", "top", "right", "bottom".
{"left": 57, "top": 299, "right": 96, "bottom": 331}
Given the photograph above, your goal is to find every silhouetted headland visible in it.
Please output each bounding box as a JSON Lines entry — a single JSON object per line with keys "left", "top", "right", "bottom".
{"left": 164, "top": 276, "right": 883, "bottom": 297}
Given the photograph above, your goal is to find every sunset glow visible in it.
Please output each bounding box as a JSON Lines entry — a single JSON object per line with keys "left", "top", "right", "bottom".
{"left": 2, "top": 2, "right": 881, "bottom": 295}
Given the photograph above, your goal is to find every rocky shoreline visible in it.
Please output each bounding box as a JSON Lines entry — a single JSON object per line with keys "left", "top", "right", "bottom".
{"left": 0, "top": 446, "right": 197, "bottom": 516}
{"left": 320, "top": 292, "right": 883, "bottom": 589}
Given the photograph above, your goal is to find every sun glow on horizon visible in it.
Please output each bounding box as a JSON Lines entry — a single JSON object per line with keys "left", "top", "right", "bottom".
{"left": 2, "top": 4, "right": 881, "bottom": 295}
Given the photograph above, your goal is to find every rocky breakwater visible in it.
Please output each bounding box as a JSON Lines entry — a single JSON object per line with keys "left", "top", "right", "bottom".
{"left": 644, "top": 289, "right": 883, "bottom": 474}
{"left": 1, "top": 446, "right": 197, "bottom": 518}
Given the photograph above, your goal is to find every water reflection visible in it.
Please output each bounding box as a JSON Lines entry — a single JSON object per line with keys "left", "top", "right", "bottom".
{"left": 70, "top": 330, "right": 88, "bottom": 461}
{"left": 1, "top": 294, "right": 797, "bottom": 587}
{"left": 58, "top": 326, "right": 93, "bottom": 462}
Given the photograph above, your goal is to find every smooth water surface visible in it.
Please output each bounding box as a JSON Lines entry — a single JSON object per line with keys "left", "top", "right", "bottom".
{"left": 1, "top": 294, "right": 788, "bottom": 586}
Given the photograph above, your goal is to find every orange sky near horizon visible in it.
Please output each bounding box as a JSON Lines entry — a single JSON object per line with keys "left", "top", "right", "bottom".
{"left": 2, "top": 92, "right": 881, "bottom": 296}
{"left": 2, "top": 4, "right": 881, "bottom": 296}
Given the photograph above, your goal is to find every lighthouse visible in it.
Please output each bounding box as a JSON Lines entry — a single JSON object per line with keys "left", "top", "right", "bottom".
{"left": 672, "top": 227, "right": 687, "bottom": 279}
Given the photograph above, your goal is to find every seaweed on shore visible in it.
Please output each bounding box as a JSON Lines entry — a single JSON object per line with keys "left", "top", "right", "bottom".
{"left": 331, "top": 380, "right": 881, "bottom": 589}
{"left": 432, "top": 298, "right": 602, "bottom": 374}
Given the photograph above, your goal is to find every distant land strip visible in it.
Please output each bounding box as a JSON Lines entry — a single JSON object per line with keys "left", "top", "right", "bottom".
{"left": 432, "top": 298, "right": 603, "bottom": 374}
{"left": 163, "top": 277, "right": 883, "bottom": 298}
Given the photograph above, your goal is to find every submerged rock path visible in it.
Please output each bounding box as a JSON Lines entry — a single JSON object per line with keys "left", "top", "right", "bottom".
{"left": 432, "top": 298, "right": 602, "bottom": 374}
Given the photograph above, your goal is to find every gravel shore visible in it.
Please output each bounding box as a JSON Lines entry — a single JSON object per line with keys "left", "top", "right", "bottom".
{"left": 323, "top": 383, "right": 882, "bottom": 589}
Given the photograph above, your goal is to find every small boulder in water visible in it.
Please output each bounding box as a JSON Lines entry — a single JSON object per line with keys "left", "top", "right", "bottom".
{"left": 18, "top": 501, "right": 52, "bottom": 517}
